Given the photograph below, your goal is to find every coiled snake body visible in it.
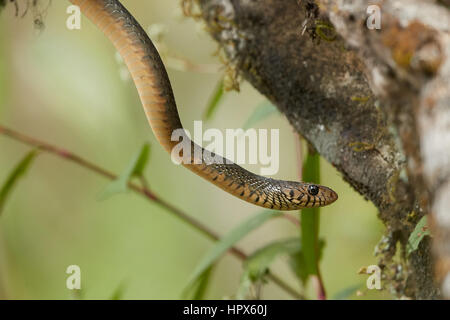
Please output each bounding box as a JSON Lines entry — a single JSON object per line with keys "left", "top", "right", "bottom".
{"left": 69, "top": 0, "right": 338, "bottom": 210}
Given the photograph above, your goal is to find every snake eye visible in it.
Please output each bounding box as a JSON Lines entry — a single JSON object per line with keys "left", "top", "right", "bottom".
{"left": 308, "top": 185, "right": 319, "bottom": 196}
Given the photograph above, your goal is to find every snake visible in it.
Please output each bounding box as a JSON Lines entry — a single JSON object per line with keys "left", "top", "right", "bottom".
{"left": 69, "top": 0, "right": 338, "bottom": 210}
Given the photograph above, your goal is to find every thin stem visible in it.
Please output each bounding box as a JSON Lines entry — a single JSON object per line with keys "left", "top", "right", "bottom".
{"left": 295, "top": 136, "right": 327, "bottom": 300}
{"left": 0, "top": 124, "right": 304, "bottom": 300}
{"left": 282, "top": 213, "right": 300, "bottom": 227}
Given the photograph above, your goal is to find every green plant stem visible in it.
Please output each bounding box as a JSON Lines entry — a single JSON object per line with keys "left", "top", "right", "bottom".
{"left": 296, "top": 138, "right": 327, "bottom": 300}
{"left": 0, "top": 124, "right": 304, "bottom": 300}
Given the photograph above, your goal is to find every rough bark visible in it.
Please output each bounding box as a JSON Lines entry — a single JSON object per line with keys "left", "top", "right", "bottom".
{"left": 191, "top": 0, "right": 450, "bottom": 299}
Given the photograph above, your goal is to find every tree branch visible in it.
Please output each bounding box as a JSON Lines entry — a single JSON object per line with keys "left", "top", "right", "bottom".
{"left": 316, "top": 0, "right": 449, "bottom": 299}
{"left": 193, "top": 0, "right": 448, "bottom": 298}
{"left": 0, "top": 124, "right": 304, "bottom": 300}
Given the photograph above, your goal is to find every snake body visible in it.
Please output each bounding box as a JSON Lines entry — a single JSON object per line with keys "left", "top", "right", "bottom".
{"left": 69, "top": 0, "right": 338, "bottom": 210}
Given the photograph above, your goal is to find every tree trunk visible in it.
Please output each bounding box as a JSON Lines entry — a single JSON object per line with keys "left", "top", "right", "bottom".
{"left": 191, "top": 0, "right": 450, "bottom": 299}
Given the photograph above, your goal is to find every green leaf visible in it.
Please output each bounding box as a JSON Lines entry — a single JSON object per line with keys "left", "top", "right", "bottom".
{"left": 110, "top": 281, "right": 126, "bottom": 300}
{"left": 131, "top": 144, "right": 151, "bottom": 177}
{"left": 237, "top": 238, "right": 301, "bottom": 299}
{"left": 407, "top": 215, "right": 431, "bottom": 256}
{"left": 332, "top": 283, "right": 363, "bottom": 300}
{"left": 300, "top": 151, "right": 321, "bottom": 279}
{"left": 203, "top": 78, "right": 224, "bottom": 121}
{"left": 245, "top": 238, "right": 301, "bottom": 281}
{"left": 183, "top": 210, "right": 281, "bottom": 296}
{"left": 289, "top": 239, "right": 325, "bottom": 286}
{"left": 243, "top": 101, "right": 278, "bottom": 130}
{"left": 100, "top": 143, "right": 150, "bottom": 199}
{"left": 183, "top": 266, "right": 214, "bottom": 300}
{"left": 288, "top": 251, "right": 308, "bottom": 285}
{"left": 236, "top": 272, "right": 253, "bottom": 300}
{"left": 0, "top": 150, "right": 38, "bottom": 215}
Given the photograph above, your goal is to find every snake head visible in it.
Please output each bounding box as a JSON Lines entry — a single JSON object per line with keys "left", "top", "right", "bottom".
{"left": 281, "top": 183, "right": 338, "bottom": 209}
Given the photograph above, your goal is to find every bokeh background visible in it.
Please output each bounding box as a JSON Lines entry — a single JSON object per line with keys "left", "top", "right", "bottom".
{"left": 0, "top": 0, "right": 387, "bottom": 299}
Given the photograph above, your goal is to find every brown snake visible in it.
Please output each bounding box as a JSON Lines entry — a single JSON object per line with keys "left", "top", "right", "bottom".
{"left": 69, "top": 0, "right": 338, "bottom": 210}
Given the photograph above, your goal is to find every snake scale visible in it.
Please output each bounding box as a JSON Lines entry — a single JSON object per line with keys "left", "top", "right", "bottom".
{"left": 69, "top": 0, "right": 338, "bottom": 210}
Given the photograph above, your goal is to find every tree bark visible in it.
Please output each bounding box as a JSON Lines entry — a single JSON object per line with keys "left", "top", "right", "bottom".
{"left": 192, "top": 0, "right": 450, "bottom": 299}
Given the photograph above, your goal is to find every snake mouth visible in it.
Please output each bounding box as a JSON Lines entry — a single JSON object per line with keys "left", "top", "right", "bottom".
{"left": 319, "top": 185, "right": 338, "bottom": 206}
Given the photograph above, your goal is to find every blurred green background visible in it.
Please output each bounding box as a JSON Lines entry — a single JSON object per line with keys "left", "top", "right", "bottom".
{"left": 0, "top": 0, "right": 387, "bottom": 299}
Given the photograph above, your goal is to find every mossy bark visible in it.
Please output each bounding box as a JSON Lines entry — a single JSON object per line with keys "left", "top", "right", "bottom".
{"left": 194, "top": 0, "right": 449, "bottom": 299}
